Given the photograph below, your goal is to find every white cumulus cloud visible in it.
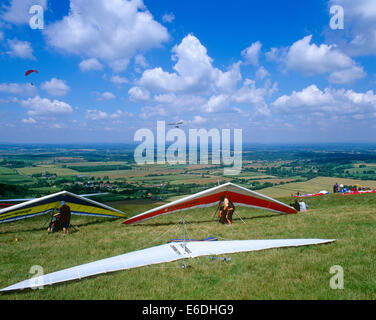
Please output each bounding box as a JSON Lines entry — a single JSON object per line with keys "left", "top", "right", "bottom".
{"left": 86, "top": 109, "right": 123, "bottom": 121}
{"left": 95, "top": 92, "right": 116, "bottom": 101}
{"left": 241, "top": 41, "right": 262, "bottom": 66}
{"left": 270, "top": 35, "right": 366, "bottom": 84}
{"left": 272, "top": 84, "right": 376, "bottom": 117}
{"left": 7, "top": 38, "right": 35, "bottom": 59}
{"left": 110, "top": 75, "right": 129, "bottom": 86}
{"left": 139, "top": 34, "right": 242, "bottom": 94}
{"left": 0, "top": 0, "right": 47, "bottom": 25}
{"left": 21, "top": 117, "right": 37, "bottom": 124}
{"left": 140, "top": 105, "right": 167, "bottom": 119}
{"left": 327, "top": 0, "right": 376, "bottom": 56}
{"left": 255, "top": 66, "right": 270, "bottom": 80}
{"left": 128, "top": 86, "right": 150, "bottom": 101}
{"left": 41, "top": 78, "right": 70, "bottom": 96}
{"left": 43, "top": 0, "right": 169, "bottom": 72}
{"left": 79, "top": 58, "right": 104, "bottom": 72}
{"left": 0, "top": 82, "right": 37, "bottom": 96}
{"left": 17, "top": 96, "right": 74, "bottom": 116}
{"left": 162, "top": 13, "right": 175, "bottom": 23}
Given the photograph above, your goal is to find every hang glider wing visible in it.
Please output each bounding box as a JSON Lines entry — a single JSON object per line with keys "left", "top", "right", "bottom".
{"left": 0, "top": 193, "right": 109, "bottom": 203}
{"left": 0, "top": 198, "right": 35, "bottom": 202}
{"left": 0, "top": 238, "right": 335, "bottom": 292}
{"left": 293, "top": 190, "right": 329, "bottom": 198}
{"left": 0, "top": 193, "right": 110, "bottom": 210}
{"left": 0, "top": 191, "right": 126, "bottom": 223}
{"left": 337, "top": 190, "right": 376, "bottom": 196}
{"left": 123, "top": 182, "right": 297, "bottom": 225}
{"left": 168, "top": 121, "right": 183, "bottom": 125}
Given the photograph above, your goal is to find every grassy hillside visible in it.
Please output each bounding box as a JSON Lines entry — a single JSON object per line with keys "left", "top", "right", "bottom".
{"left": 0, "top": 193, "right": 375, "bottom": 300}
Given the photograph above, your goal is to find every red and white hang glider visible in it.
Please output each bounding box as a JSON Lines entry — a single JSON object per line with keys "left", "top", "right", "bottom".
{"left": 123, "top": 182, "right": 297, "bottom": 225}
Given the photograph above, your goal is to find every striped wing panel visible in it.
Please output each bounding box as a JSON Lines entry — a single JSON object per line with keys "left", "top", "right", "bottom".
{"left": 0, "top": 191, "right": 126, "bottom": 223}
{"left": 123, "top": 182, "right": 296, "bottom": 224}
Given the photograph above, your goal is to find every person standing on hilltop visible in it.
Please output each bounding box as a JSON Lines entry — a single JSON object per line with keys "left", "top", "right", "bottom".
{"left": 59, "top": 201, "right": 71, "bottom": 235}
{"left": 218, "top": 196, "right": 235, "bottom": 225}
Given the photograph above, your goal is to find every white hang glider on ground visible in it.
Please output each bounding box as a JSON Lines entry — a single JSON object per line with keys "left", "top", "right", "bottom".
{"left": 0, "top": 191, "right": 126, "bottom": 223}
{"left": 123, "top": 182, "right": 297, "bottom": 225}
{"left": 0, "top": 238, "right": 335, "bottom": 292}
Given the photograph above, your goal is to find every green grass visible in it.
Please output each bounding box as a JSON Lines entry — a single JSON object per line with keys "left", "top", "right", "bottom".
{"left": 0, "top": 193, "right": 375, "bottom": 300}
{"left": 0, "top": 167, "right": 15, "bottom": 175}
{"left": 0, "top": 166, "right": 35, "bottom": 185}
{"left": 17, "top": 166, "right": 79, "bottom": 176}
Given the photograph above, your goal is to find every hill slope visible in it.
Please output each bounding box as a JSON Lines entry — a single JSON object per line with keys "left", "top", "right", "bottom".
{"left": 0, "top": 193, "right": 375, "bottom": 300}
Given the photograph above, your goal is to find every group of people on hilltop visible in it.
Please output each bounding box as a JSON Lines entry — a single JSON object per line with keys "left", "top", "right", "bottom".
{"left": 333, "top": 182, "right": 343, "bottom": 193}
{"left": 333, "top": 182, "right": 371, "bottom": 194}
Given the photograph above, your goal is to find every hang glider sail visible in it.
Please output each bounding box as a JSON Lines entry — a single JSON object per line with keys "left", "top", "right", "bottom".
{"left": 123, "top": 182, "right": 297, "bottom": 225}
{"left": 168, "top": 236, "right": 218, "bottom": 243}
{"left": 0, "top": 203, "right": 14, "bottom": 209}
{"left": 0, "top": 238, "right": 335, "bottom": 292}
{"left": 293, "top": 190, "right": 329, "bottom": 198}
{"left": 0, "top": 191, "right": 126, "bottom": 223}
{"left": 0, "top": 193, "right": 109, "bottom": 204}
{"left": 337, "top": 189, "right": 376, "bottom": 196}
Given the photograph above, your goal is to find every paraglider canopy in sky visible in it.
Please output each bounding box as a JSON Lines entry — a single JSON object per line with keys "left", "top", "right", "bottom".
{"left": 25, "top": 69, "right": 39, "bottom": 76}
{"left": 25, "top": 69, "right": 39, "bottom": 86}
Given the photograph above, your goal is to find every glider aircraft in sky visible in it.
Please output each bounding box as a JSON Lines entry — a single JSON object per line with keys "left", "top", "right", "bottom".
{"left": 123, "top": 182, "right": 297, "bottom": 225}
{"left": 0, "top": 191, "right": 126, "bottom": 223}
{"left": 167, "top": 120, "right": 184, "bottom": 128}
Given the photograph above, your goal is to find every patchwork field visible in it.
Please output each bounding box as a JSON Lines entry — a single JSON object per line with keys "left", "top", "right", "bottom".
{"left": 0, "top": 167, "right": 35, "bottom": 185}
{"left": 17, "top": 166, "right": 79, "bottom": 176}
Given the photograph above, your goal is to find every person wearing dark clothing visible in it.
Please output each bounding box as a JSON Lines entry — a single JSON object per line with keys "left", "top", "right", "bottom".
{"left": 59, "top": 201, "right": 71, "bottom": 235}
{"left": 218, "top": 196, "right": 235, "bottom": 225}
{"left": 292, "top": 199, "right": 301, "bottom": 212}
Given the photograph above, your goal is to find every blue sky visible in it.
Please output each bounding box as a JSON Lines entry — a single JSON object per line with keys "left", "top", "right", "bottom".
{"left": 0, "top": 0, "right": 375, "bottom": 143}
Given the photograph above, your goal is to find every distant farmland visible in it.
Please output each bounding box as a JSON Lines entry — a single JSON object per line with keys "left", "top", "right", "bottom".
{"left": 0, "top": 166, "right": 35, "bottom": 185}
{"left": 17, "top": 166, "right": 78, "bottom": 176}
